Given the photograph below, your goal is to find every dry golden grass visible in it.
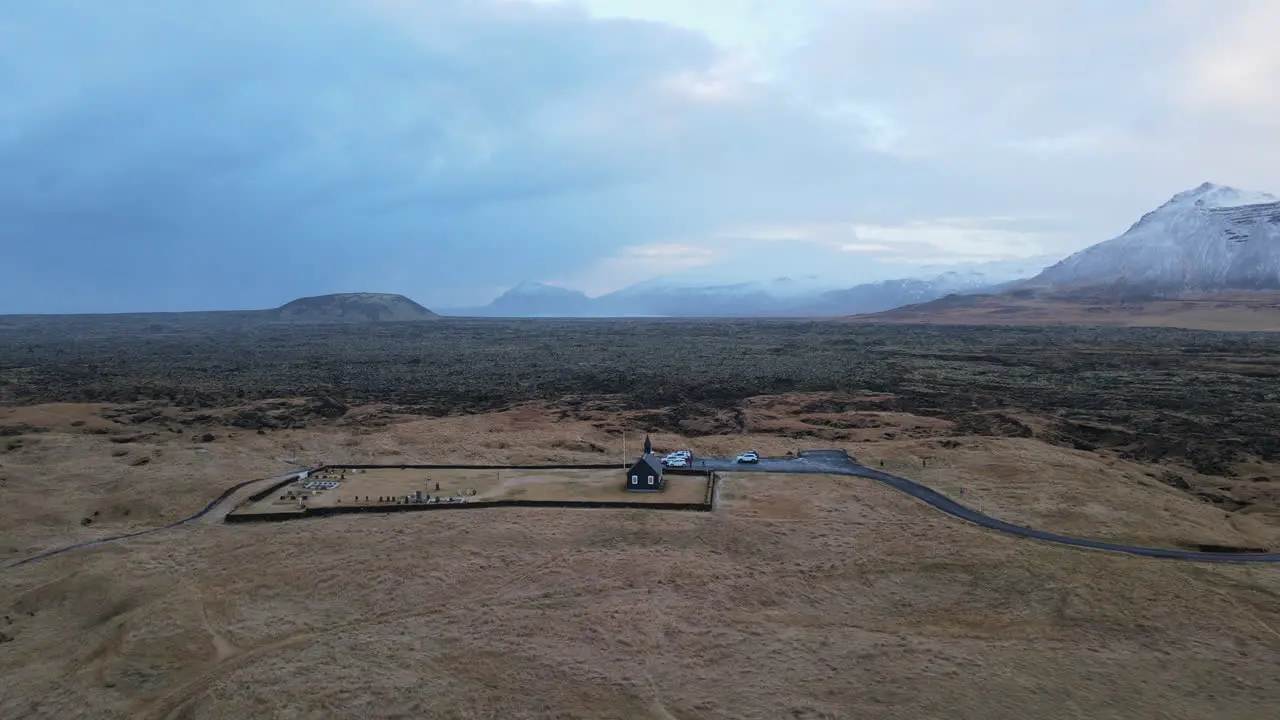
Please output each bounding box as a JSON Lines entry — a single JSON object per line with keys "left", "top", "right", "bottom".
{"left": 853, "top": 437, "right": 1280, "bottom": 551}
{"left": 848, "top": 293, "right": 1280, "bottom": 331}
{"left": 477, "top": 468, "right": 709, "bottom": 504}
{"left": 3, "top": 401, "right": 1280, "bottom": 719}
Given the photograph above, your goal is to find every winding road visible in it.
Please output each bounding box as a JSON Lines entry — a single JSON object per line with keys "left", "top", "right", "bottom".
{"left": 5, "top": 451, "right": 1279, "bottom": 570}
{"left": 693, "top": 451, "right": 1280, "bottom": 563}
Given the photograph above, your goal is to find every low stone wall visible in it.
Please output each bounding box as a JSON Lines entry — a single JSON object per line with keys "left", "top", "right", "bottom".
{"left": 244, "top": 471, "right": 312, "bottom": 503}
{"left": 329, "top": 463, "right": 622, "bottom": 470}
{"left": 225, "top": 497, "right": 713, "bottom": 523}
{"left": 703, "top": 471, "right": 720, "bottom": 505}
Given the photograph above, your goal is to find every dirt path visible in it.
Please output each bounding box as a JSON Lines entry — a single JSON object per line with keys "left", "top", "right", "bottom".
{"left": 2, "top": 468, "right": 310, "bottom": 571}
{"left": 195, "top": 591, "right": 238, "bottom": 662}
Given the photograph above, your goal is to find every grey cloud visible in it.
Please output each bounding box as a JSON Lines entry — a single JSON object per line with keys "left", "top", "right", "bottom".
{"left": 779, "top": 0, "right": 1270, "bottom": 239}
{"left": 794, "top": 1, "right": 1184, "bottom": 145}
{"left": 2, "top": 0, "right": 946, "bottom": 311}
{"left": 0, "top": 2, "right": 718, "bottom": 309}
{"left": 8, "top": 0, "right": 1227, "bottom": 312}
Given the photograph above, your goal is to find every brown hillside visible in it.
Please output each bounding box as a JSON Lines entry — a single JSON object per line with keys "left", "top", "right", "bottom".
{"left": 847, "top": 292, "right": 1280, "bottom": 332}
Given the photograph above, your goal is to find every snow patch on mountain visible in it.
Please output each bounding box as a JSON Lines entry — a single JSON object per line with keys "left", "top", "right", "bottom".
{"left": 728, "top": 275, "right": 851, "bottom": 298}
{"left": 909, "top": 255, "right": 1064, "bottom": 290}
{"left": 506, "top": 281, "right": 580, "bottom": 297}
{"left": 1169, "top": 182, "right": 1277, "bottom": 209}
{"left": 1025, "top": 182, "right": 1280, "bottom": 294}
{"left": 482, "top": 280, "right": 593, "bottom": 316}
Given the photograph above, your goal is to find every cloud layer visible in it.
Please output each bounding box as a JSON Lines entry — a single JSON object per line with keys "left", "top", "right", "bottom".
{"left": 2, "top": 0, "right": 1277, "bottom": 311}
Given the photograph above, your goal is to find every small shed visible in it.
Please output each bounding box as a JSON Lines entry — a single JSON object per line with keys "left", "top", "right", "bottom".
{"left": 626, "top": 454, "right": 665, "bottom": 492}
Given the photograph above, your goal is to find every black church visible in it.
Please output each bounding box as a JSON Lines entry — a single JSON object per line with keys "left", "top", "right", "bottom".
{"left": 625, "top": 434, "right": 665, "bottom": 492}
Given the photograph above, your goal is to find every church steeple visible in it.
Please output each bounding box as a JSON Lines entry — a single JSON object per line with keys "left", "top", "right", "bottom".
{"left": 643, "top": 434, "right": 652, "bottom": 455}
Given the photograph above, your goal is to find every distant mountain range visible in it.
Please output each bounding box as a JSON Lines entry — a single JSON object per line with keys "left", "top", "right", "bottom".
{"left": 440, "top": 257, "right": 1061, "bottom": 318}
{"left": 464, "top": 181, "right": 1280, "bottom": 321}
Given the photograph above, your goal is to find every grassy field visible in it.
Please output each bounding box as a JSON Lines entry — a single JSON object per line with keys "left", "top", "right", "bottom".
{"left": 2, "top": 317, "right": 1280, "bottom": 718}
{"left": 4, "top": 437, "right": 1280, "bottom": 719}
{"left": 475, "top": 468, "right": 709, "bottom": 504}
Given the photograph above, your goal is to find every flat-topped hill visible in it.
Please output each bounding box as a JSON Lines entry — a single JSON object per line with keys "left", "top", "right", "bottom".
{"left": 273, "top": 293, "right": 439, "bottom": 323}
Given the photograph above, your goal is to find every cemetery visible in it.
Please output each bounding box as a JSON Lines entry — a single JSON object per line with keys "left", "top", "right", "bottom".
{"left": 226, "top": 464, "right": 716, "bottom": 522}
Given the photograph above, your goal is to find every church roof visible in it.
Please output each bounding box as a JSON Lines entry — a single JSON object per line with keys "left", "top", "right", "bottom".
{"left": 630, "top": 454, "right": 664, "bottom": 476}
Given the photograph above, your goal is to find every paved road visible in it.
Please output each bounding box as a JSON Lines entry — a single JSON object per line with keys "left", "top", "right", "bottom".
{"left": 3, "top": 468, "right": 312, "bottom": 570}
{"left": 691, "top": 451, "right": 1280, "bottom": 563}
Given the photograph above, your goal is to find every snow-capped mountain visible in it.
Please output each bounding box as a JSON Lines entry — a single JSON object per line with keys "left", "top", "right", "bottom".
{"left": 1023, "top": 182, "right": 1280, "bottom": 296}
{"left": 914, "top": 255, "right": 1065, "bottom": 291}
{"left": 791, "top": 258, "right": 1057, "bottom": 316}
{"left": 481, "top": 281, "right": 592, "bottom": 317}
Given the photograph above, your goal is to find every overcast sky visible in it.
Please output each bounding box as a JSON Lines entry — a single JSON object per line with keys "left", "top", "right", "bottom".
{"left": 3, "top": 0, "right": 1278, "bottom": 312}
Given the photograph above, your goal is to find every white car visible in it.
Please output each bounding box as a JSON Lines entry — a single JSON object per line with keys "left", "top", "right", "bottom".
{"left": 735, "top": 450, "right": 759, "bottom": 464}
{"left": 673, "top": 449, "right": 692, "bottom": 459}
{"left": 662, "top": 455, "right": 688, "bottom": 468}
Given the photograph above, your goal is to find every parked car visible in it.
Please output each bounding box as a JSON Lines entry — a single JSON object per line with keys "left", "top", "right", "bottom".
{"left": 736, "top": 450, "right": 759, "bottom": 464}
{"left": 672, "top": 449, "right": 692, "bottom": 459}
{"left": 664, "top": 456, "right": 688, "bottom": 468}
